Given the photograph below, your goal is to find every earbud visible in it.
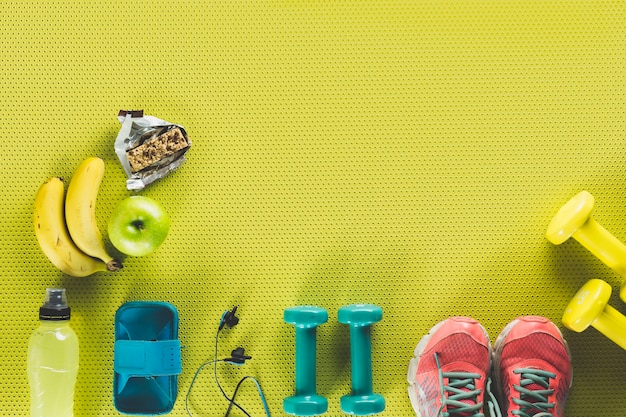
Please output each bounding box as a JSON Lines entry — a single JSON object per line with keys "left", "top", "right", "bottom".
{"left": 218, "top": 307, "right": 250, "bottom": 365}
{"left": 220, "top": 306, "right": 240, "bottom": 330}
{"left": 225, "top": 347, "right": 252, "bottom": 365}
{"left": 188, "top": 308, "right": 268, "bottom": 417}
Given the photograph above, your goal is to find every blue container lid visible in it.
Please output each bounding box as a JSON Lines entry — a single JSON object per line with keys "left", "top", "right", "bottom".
{"left": 113, "top": 301, "right": 181, "bottom": 415}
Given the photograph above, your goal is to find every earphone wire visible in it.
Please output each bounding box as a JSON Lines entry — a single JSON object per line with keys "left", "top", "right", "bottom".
{"left": 224, "top": 376, "right": 271, "bottom": 417}
{"left": 186, "top": 358, "right": 223, "bottom": 416}
{"left": 186, "top": 321, "right": 270, "bottom": 417}
{"left": 213, "top": 327, "right": 253, "bottom": 417}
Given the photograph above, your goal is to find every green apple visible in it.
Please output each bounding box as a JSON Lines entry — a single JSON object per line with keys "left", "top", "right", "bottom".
{"left": 107, "top": 196, "right": 170, "bottom": 257}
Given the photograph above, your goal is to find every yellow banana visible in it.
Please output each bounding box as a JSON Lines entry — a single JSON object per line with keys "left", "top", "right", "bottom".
{"left": 65, "top": 157, "right": 121, "bottom": 271}
{"left": 34, "top": 177, "right": 108, "bottom": 277}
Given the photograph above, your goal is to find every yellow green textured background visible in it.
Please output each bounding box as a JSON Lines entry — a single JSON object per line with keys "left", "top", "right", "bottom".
{"left": 1, "top": 1, "right": 625, "bottom": 416}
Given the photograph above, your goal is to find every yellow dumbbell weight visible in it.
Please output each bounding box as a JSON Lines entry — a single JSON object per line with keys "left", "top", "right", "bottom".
{"left": 562, "top": 279, "right": 626, "bottom": 350}
{"left": 547, "top": 190, "right": 626, "bottom": 301}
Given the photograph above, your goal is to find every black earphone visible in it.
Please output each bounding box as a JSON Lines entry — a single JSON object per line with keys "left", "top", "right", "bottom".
{"left": 186, "top": 305, "right": 269, "bottom": 417}
{"left": 219, "top": 306, "right": 250, "bottom": 365}
{"left": 225, "top": 347, "right": 252, "bottom": 365}
{"left": 219, "top": 306, "right": 240, "bottom": 330}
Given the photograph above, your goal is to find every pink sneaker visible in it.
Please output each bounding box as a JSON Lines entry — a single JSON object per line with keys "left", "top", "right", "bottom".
{"left": 493, "top": 316, "right": 572, "bottom": 417}
{"left": 407, "top": 317, "right": 493, "bottom": 417}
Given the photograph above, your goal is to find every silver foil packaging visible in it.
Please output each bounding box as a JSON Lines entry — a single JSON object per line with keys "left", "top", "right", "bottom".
{"left": 115, "top": 110, "right": 191, "bottom": 190}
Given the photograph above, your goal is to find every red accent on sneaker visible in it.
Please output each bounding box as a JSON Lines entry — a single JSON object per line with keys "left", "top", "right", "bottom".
{"left": 408, "top": 317, "right": 492, "bottom": 417}
{"left": 494, "top": 316, "right": 572, "bottom": 417}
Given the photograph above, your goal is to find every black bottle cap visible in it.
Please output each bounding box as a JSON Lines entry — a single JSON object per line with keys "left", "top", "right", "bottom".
{"left": 39, "top": 288, "right": 71, "bottom": 321}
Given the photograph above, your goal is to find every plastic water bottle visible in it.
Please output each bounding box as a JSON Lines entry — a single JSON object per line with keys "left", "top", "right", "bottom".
{"left": 27, "top": 288, "right": 79, "bottom": 417}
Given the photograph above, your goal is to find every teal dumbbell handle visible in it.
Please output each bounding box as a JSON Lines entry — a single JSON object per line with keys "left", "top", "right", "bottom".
{"left": 295, "top": 325, "right": 318, "bottom": 395}
{"left": 348, "top": 324, "right": 373, "bottom": 395}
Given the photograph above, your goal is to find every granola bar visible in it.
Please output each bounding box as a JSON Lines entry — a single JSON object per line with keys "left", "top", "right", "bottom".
{"left": 126, "top": 127, "right": 189, "bottom": 173}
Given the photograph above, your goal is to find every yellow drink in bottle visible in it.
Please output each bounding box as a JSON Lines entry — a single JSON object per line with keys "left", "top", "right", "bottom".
{"left": 27, "top": 289, "right": 79, "bottom": 417}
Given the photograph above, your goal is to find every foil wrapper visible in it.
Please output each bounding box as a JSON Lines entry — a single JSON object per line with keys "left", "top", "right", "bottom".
{"left": 115, "top": 110, "right": 191, "bottom": 190}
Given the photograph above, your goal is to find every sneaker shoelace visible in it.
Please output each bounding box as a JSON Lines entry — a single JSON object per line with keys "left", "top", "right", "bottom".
{"left": 511, "top": 368, "right": 557, "bottom": 417}
{"left": 434, "top": 352, "right": 498, "bottom": 417}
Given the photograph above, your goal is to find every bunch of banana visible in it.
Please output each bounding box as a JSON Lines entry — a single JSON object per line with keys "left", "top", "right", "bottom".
{"left": 34, "top": 157, "right": 121, "bottom": 277}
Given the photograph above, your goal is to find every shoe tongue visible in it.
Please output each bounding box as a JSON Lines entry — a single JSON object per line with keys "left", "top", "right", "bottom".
{"left": 449, "top": 403, "right": 477, "bottom": 417}
{"left": 524, "top": 381, "right": 545, "bottom": 393}
{"left": 447, "top": 399, "right": 478, "bottom": 417}
{"left": 444, "top": 373, "right": 481, "bottom": 417}
{"left": 514, "top": 369, "right": 554, "bottom": 415}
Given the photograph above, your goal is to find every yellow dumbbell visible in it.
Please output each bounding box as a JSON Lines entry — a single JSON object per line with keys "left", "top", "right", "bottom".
{"left": 547, "top": 190, "right": 626, "bottom": 301}
{"left": 562, "top": 279, "right": 626, "bottom": 350}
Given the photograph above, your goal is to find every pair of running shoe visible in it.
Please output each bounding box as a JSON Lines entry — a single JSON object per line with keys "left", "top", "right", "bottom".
{"left": 407, "top": 316, "right": 572, "bottom": 417}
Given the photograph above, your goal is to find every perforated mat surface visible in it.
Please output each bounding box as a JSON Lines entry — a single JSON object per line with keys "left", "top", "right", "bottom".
{"left": 1, "top": 1, "right": 625, "bottom": 416}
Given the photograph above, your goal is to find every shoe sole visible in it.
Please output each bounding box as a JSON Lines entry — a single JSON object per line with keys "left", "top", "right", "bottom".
{"left": 492, "top": 318, "right": 573, "bottom": 404}
{"left": 407, "top": 318, "right": 492, "bottom": 417}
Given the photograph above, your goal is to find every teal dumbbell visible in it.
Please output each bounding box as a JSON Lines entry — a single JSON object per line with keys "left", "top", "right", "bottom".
{"left": 338, "top": 304, "right": 385, "bottom": 416}
{"left": 284, "top": 306, "right": 329, "bottom": 416}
